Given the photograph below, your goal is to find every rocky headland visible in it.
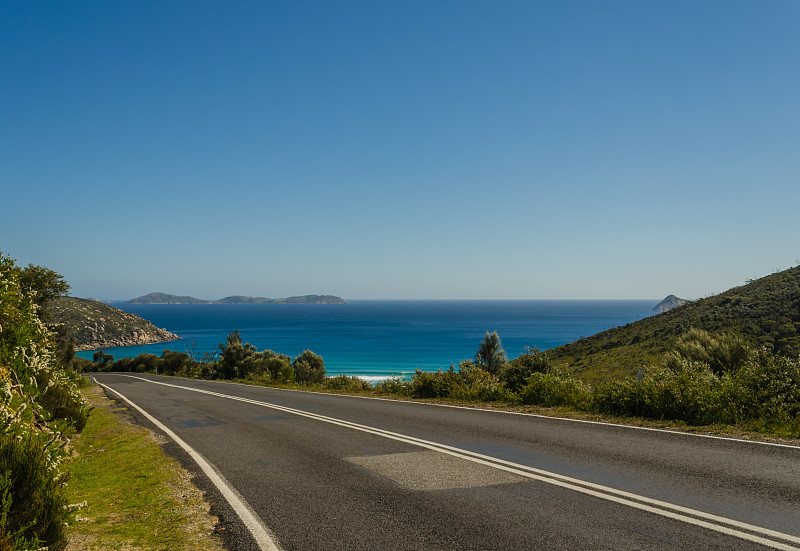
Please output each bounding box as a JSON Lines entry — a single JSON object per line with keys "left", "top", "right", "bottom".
{"left": 652, "top": 294, "right": 690, "bottom": 313}
{"left": 47, "top": 297, "right": 179, "bottom": 351}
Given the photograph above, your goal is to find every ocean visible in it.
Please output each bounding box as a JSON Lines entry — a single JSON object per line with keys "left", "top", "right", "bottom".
{"left": 76, "top": 300, "right": 656, "bottom": 380}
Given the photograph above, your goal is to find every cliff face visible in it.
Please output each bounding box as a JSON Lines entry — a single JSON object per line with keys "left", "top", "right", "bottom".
{"left": 47, "top": 297, "right": 179, "bottom": 351}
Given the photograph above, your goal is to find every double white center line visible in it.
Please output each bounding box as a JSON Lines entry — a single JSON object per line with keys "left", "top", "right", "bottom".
{"left": 109, "top": 376, "right": 800, "bottom": 551}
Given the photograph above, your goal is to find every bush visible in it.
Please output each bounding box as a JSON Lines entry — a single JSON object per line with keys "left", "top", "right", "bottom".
{"left": 406, "top": 364, "right": 516, "bottom": 403}
{"left": 449, "top": 362, "right": 517, "bottom": 403}
{"left": 519, "top": 372, "right": 592, "bottom": 409}
{"left": 501, "top": 347, "right": 550, "bottom": 392}
{"left": 408, "top": 367, "right": 461, "bottom": 398}
{"left": 323, "top": 375, "right": 372, "bottom": 392}
{"left": 0, "top": 252, "right": 86, "bottom": 551}
{"left": 293, "top": 350, "right": 325, "bottom": 385}
{"left": 373, "top": 377, "right": 411, "bottom": 396}
{"left": 592, "top": 361, "right": 723, "bottom": 425}
{"left": 0, "top": 430, "right": 69, "bottom": 551}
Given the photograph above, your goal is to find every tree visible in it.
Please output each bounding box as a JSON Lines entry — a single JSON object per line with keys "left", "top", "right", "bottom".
{"left": 218, "top": 330, "right": 255, "bottom": 379}
{"left": 17, "top": 263, "right": 70, "bottom": 309}
{"left": 293, "top": 350, "right": 325, "bottom": 385}
{"left": 93, "top": 350, "right": 115, "bottom": 370}
{"left": 475, "top": 331, "right": 507, "bottom": 375}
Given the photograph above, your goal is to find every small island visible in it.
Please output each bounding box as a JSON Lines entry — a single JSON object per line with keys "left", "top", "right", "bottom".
{"left": 127, "top": 292, "right": 347, "bottom": 305}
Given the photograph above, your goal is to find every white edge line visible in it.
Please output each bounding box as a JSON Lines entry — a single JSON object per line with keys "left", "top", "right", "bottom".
{"left": 123, "top": 375, "right": 800, "bottom": 550}
{"left": 93, "top": 378, "right": 282, "bottom": 551}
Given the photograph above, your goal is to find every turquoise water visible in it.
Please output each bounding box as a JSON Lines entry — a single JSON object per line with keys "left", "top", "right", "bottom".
{"left": 76, "top": 300, "right": 656, "bottom": 380}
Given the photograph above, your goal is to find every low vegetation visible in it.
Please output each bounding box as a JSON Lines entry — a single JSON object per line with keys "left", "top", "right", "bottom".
{"left": 65, "top": 385, "right": 223, "bottom": 551}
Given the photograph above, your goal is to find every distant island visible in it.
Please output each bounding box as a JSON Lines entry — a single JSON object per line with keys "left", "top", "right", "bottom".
{"left": 126, "top": 292, "right": 347, "bottom": 305}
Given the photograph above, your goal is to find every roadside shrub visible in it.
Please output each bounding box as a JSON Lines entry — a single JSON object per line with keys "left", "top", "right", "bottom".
{"left": 449, "top": 362, "right": 517, "bottom": 403}
{"left": 520, "top": 372, "right": 592, "bottom": 409}
{"left": 373, "top": 377, "right": 411, "bottom": 396}
{"left": 38, "top": 376, "right": 88, "bottom": 432}
{"left": 593, "top": 361, "right": 723, "bottom": 425}
{"left": 0, "top": 252, "right": 86, "bottom": 551}
{"left": 406, "top": 364, "right": 517, "bottom": 403}
{"left": 724, "top": 348, "right": 800, "bottom": 432}
{"left": 501, "top": 347, "right": 550, "bottom": 392}
{"left": 293, "top": 350, "right": 325, "bottom": 385}
{"left": 263, "top": 353, "right": 293, "bottom": 381}
{"left": 408, "top": 367, "right": 461, "bottom": 398}
{"left": 0, "top": 430, "right": 69, "bottom": 551}
{"left": 323, "top": 375, "right": 372, "bottom": 392}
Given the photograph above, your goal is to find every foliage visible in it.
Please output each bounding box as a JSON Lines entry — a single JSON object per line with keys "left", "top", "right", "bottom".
{"left": 547, "top": 265, "right": 800, "bottom": 383}
{"left": 665, "top": 328, "right": 750, "bottom": 375}
{"left": 519, "top": 372, "right": 592, "bottom": 409}
{"left": 475, "top": 331, "right": 507, "bottom": 375}
{"left": 404, "top": 361, "right": 516, "bottom": 403}
{"left": 92, "top": 350, "right": 115, "bottom": 370}
{"left": 0, "top": 430, "right": 69, "bottom": 551}
{"left": 323, "top": 375, "right": 373, "bottom": 392}
{"left": 591, "top": 335, "right": 800, "bottom": 433}
{"left": 16, "top": 264, "right": 70, "bottom": 310}
{"left": 373, "top": 377, "right": 411, "bottom": 395}
{"left": 592, "top": 361, "right": 723, "bottom": 425}
{"left": 293, "top": 350, "right": 326, "bottom": 385}
{"left": 500, "top": 346, "right": 550, "bottom": 392}
{"left": 0, "top": 252, "right": 87, "bottom": 550}
{"left": 217, "top": 330, "right": 256, "bottom": 380}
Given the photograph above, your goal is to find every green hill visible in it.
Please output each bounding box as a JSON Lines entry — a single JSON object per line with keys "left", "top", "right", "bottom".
{"left": 47, "top": 297, "right": 179, "bottom": 350}
{"left": 549, "top": 266, "right": 800, "bottom": 384}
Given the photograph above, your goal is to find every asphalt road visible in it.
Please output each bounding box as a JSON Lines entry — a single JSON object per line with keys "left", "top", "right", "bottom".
{"left": 92, "top": 373, "right": 800, "bottom": 551}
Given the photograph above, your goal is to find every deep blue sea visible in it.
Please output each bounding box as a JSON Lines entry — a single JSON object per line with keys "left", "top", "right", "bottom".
{"left": 76, "top": 300, "right": 656, "bottom": 380}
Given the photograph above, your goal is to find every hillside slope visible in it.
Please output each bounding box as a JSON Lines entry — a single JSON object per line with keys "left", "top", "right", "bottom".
{"left": 548, "top": 266, "right": 800, "bottom": 384}
{"left": 47, "top": 297, "right": 179, "bottom": 350}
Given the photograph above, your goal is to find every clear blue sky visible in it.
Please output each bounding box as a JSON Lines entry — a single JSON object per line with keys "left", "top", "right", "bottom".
{"left": 2, "top": 1, "right": 798, "bottom": 300}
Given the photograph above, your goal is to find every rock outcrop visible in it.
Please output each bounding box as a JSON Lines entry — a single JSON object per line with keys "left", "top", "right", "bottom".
{"left": 652, "top": 294, "right": 690, "bottom": 313}
{"left": 47, "top": 297, "right": 179, "bottom": 351}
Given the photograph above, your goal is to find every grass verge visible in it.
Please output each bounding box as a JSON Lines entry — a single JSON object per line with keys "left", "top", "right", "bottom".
{"left": 65, "top": 384, "right": 225, "bottom": 551}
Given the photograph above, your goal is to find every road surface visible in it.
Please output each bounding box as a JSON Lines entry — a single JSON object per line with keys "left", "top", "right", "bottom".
{"left": 92, "top": 373, "right": 800, "bottom": 550}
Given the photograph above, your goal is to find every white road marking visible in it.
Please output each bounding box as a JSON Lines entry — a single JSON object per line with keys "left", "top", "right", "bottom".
{"left": 275, "top": 384, "right": 800, "bottom": 451}
{"left": 183, "top": 374, "right": 800, "bottom": 451}
{"left": 94, "top": 379, "right": 283, "bottom": 551}
{"left": 118, "top": 375, "right": 800, "bottom": 551}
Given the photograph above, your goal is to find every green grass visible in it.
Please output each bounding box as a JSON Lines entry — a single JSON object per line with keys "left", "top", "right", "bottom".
{"left": 65, "top": 385, "right": 224, "bottom": 551}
